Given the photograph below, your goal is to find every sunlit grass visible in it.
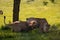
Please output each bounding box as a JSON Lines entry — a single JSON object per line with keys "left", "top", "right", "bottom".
{"left": 0, "top": 0, "right": 60, "bottom": 27}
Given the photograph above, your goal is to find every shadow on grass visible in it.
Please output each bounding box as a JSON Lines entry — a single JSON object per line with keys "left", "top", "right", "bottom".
{"left": 0, "top": 23, "right": 60, "bottom": 40}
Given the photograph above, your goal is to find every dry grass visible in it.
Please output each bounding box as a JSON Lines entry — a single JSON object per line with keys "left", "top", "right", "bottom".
{"left": 0, "top": 0, "right": 60, "bottom": 27}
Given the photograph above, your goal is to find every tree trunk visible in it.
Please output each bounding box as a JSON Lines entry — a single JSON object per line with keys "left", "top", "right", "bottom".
{"left": 13, "top": 0, "right": 21, "bottom": 22}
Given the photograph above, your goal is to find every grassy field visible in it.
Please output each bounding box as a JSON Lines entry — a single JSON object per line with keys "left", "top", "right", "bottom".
{"left": 0, "top": 0, "right": 60, "bottom": 40}
{"left": 0, "top": 24, "right": 60, "bottom": 40}
{"left": 0, "top": 0, "right": 60, "bottom": 26}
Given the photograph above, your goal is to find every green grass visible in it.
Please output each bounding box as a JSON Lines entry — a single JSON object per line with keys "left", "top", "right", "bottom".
{"left": 0, "top": 28, "right": 60, "bottom": 40}
{"left": 0, "top": 24, "right": 60, "bottom": 40}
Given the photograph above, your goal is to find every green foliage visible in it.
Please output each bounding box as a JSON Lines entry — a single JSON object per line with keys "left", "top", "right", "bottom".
{"left": 1, "top": 25, "right": 11, "bottom": 30}
{"left": 0, "top": 24, "right": 60, "bottom": 40}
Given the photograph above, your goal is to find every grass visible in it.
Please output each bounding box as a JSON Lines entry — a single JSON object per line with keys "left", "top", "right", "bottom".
{"left": 0, "top": 0, "right": 60, "bottom": 40}
{"left": 0, "top": 0, "right": 60, "bottom": 27}
{"left": 0, "top": 24, "right": 60, "bottom": 40}
{"left": 0, "top": 29, "right": 60, "bottom": 40}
